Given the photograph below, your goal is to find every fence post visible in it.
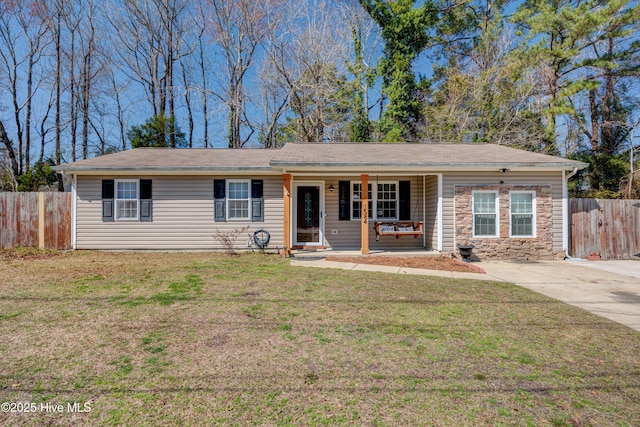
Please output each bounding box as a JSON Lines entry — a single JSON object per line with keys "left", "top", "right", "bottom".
{"left": 38, "top": 192, "right": 45, "bottom": 250}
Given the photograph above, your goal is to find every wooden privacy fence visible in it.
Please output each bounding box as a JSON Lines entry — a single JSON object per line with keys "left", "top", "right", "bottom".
{"left": 569, "top": 198, "right": 640, "bottom": 260}
{"left": 0, "top": 192, "right": 72, "bottom": 250}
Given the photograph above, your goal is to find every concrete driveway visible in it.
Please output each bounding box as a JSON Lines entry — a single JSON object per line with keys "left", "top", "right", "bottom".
{"left": 480, "top": 260, "right": 640, "bottom": 332}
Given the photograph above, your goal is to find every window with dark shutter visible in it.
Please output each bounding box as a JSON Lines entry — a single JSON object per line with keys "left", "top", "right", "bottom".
{"left": 214, "top": 179, "right": 226, "bottom": 221}
{"left": 251, "top": 180, "right": 264, "bottom": 222}
{"left": 102, "top": 180, "right": 114, "bottom": 222}
{"left": 139, "top": 179, "right": 153, "bottom": 222}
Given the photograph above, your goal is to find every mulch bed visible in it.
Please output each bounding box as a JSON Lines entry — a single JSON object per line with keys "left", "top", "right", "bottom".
{"left": 325, "top": 255, "right": 486, "bottom": 274}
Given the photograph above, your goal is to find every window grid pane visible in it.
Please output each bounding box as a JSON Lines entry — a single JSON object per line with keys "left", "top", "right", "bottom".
{"left": 511, "top": 193, "right": 533, "bottom": 214}
{"left": 474, "top": 192, "right": 495, "bottom": 213}
{"left": 512, "top": 214, "right": 533, "bottom": 236}
{"left": 117, "top": 182, "right": 137, "bottom": 200}
{"left": 475, "top": 213, "right": 496, "bottom": 236}
{"left": 228, "top": 182, "right": 249, "bottom": 200}
{"left": 117, "top": 200, "right": 137, "bottom": 219}
{"left": 229, "top": 200, "right": 249, "bottom": 219}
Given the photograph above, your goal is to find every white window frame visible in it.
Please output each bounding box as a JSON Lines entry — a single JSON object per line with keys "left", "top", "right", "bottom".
{"left": 375, "top": 181, "right": 399, "bottom": 220}
{"left": 472, "top": 190, "right": 499, "bottom": 238}
{"left": 509, "top": 191, "right": 536, "bottom": 238}
{"left": 115, "top": 179, "right": 139, "bottom": 221}
{"left": 350, "top": 181, "right": 399, "bottom": 221}
{"left": 226, "top": 179, "right": 251, "bottom": 221}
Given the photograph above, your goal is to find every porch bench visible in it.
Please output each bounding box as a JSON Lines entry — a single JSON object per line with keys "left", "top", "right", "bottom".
{"left": 373, "top": 221, "right": 424, "bottom": 241}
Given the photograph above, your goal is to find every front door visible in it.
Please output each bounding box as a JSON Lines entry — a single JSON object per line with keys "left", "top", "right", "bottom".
{"left": 294, "top": 182, "right": 323, "bottom": 246}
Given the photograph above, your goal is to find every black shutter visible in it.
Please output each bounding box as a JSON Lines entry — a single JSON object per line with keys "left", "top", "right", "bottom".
{"left": 139, "top": 179, "right": 152, "bottom": 222}
{"left": 214, "top": 179, "right": 226, "bottom": 222}
{"left": 102, "top": 180, "right": 114, "bottom": 222}
{"left": 338, "top": 181, "right": 350, "bottom": 221}
{"left": 251, "top": 180, "right": 264, "bottom": 222}
{"left": 399, "top": 180, "right": 411, "bottom": 220}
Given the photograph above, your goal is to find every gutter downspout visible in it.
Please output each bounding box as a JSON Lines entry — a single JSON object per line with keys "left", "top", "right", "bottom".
{"left": 72, "top": 174, "right": 77, "bottom": 250}
{"left": 422, "top": 175, "right": 426, "bottom": 249}
{"left": 562, "top": 167, "right": 578, "bottom": 259}
{"left": 437, "top": 173, "right": 443, "bottom": 252}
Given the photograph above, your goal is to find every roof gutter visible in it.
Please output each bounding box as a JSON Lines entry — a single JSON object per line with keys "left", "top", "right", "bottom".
{"left": 52, "top": 166, "right": 279, "bottom": 175}
{"left": 269, "top": 161, "right": 587, "bottom": 170}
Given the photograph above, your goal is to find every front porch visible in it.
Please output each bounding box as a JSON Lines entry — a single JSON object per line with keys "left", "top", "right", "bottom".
{"left": 290, "top": 247, "right": 442, "bottom": 259}
{"left": 282, "top": 173, "right": 443, "bottom": 255}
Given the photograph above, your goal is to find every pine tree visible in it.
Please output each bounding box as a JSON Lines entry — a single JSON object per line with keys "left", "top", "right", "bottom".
{"left": 359, "top": 0, "right": 437, "bottom": 142}
{"left": 127, "top": 114, "right": 187, "bottom": 148}
{"left": 512, "top": 0, "right": 639, "bottom": 154}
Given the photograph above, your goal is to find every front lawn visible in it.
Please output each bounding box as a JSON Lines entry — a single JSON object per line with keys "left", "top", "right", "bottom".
{"left": 1, "top": 251, "right": 638, "bottom": 426}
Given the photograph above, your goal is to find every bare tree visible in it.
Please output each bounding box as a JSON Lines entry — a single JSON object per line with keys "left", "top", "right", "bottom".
{"left": 180, "top": 59, "right": 195, "bottom": 148}
{"left": 195, "top": 5, "right": 212, "bottom": 148}
{"left": 205, "top": 0, "right": 283, "bottom": 148}
{"left": 76, "top": 0, "right": 106, "bottom": 159}
{"left": 425, "top": 16, "right": 546, "bottom": 147}
{"left": 256, "top": 53, "right": 291, "bottom": 148}
{"left": 0, "top": 1, "right": 50, "bottom": 175}
{"left": 267, "top": 0, "right": 352, "bottom": 143}
{"left": 109, "top": 0, "right": 189, "bottom": 147}
{"left": 52, "top": 0, "right": 65, "bottom": 190}
{"left": 62, "top": 2, "right": 81, "bottom": 162}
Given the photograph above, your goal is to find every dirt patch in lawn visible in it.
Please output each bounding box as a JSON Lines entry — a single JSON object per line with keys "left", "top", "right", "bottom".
{"left": 325, "top": 255, "right": 485, "bottom": 273}
{"left": 0, "top": 248, "right": 65, "bottom": 261}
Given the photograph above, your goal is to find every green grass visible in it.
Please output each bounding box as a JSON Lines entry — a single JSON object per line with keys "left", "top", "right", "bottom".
{"left": 0, "top": 251, "right": 639, "bottom": 426}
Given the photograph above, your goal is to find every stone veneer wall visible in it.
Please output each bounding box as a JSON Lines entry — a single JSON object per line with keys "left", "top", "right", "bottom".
{"left": 454, "top": 185, "right": 563, "bottom": 260}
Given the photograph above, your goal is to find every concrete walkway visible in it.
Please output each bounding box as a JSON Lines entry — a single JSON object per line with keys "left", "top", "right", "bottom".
{"left": 290, "top": 257, "right": 640, "bottom": 332}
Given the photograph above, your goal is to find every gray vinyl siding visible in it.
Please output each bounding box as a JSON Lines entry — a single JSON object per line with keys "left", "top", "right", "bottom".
{"left": 75, "top": 175, "right": 283, "bottom": 250}
{"left": 441, "top": 171, "right": 564, "bottom": 253}
{"left": 319, "top": 176, "right": 429, "bottom": 250}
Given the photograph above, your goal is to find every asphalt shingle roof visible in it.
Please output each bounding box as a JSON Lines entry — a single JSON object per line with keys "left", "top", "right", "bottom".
{"left": 55, "top": 143, "right": 587, "bottom": 172}
{"left": 55, "top": 147, "right": 279, "bottom": 171}
{"left": 271, "top": 143, "right": 585, "bottom": 168}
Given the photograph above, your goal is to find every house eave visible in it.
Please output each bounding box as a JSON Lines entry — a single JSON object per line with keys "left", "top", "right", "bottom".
{"left": 54, "top": 166, "right": 280, "bottom": 176}
{"left": 272, "top": 162, "right": 589, "bottom": 173}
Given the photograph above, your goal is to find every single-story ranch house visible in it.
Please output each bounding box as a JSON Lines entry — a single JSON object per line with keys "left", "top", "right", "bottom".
{"left": 54, "top": 143, "right": 588, "bottom": 260}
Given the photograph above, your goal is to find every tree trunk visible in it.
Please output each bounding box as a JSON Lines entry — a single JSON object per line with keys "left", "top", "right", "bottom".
{"left": 181, "top": 60, "right": 194, "bottom": 148}
{"left": 25, "top": 50, "right": 34, "bottom": 172}
{"left": 167, "top": 5, "right": 175, "bottom": 148}
{"left": 0, "top": 120, "right": 19, "bottom": 179}
{"left": 69, "top": 30, "right": 77, "bottom": 162}
{"left": 589, "top": 89, "right": 599, "bottom": 153}
{"left": 200, "top": 45, "right": 209, "bottom": 148}
{"left": 55, "top": 11, "right": 63, "bottom": 191}
{"left": 82, "top": 46, "right": 91, "bottom": 159}
{"left": 10, "top": 64, "right": 23, "bottom": 176}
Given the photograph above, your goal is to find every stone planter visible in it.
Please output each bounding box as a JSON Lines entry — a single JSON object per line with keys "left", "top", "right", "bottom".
{"left": 457, "top": 244, "right": 475, "bottom": 261}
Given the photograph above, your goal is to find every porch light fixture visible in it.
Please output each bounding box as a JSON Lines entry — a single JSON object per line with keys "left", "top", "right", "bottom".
{"left": 329, "top": 184, "right": 335, "bottom": 192}
{"left": 500, "top": 168, "right": 511, "bottom": 173}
